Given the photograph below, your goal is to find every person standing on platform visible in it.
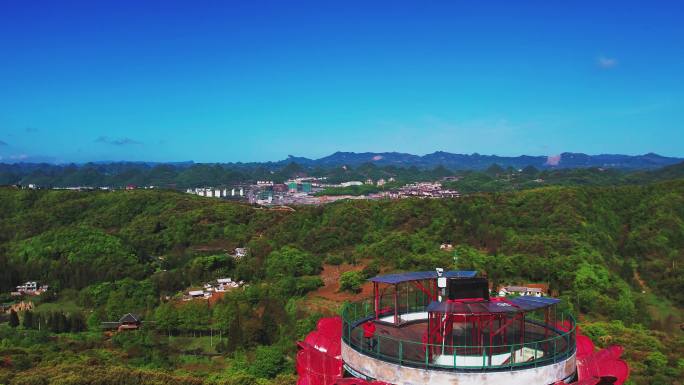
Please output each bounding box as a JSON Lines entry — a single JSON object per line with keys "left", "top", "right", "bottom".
{"left": 363, "top": 320, "right": 376, "bottom": 350}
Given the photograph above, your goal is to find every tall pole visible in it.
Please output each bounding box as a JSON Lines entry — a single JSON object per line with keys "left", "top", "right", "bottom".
{"left": 374, "top": 282, "right": 379, "bottom": 320}
{"left": 394, "top": 284, "right": 399, "bottom": 325}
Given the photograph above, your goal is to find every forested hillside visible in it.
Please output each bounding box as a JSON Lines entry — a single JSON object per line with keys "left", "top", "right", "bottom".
{"left": 0, "top": 183, "right": 683, "bottom": 385}
{"left": 2, "top": 159, "right": 684, "bottom": 190}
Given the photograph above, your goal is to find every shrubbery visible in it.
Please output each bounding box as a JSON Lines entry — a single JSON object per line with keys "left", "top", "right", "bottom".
{"left": 339, "top": 271, "right": 364, "bottom": 293}
{"left": 0, "top": 183, "right": 683, "bottom": 385}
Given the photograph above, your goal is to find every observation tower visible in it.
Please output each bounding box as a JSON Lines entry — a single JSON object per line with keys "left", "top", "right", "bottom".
{"left": 296, "top": 270, "right": 629, "bottom": 385}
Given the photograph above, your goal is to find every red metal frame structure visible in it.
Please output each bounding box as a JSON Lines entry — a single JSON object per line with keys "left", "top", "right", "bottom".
{"left": 370, "top": 271, "right": 477, "bottom": 325}
{"left": 296, "top": 270, "right": 630, "bottom": 385}
{"left": 368, "top": 271, "right": 565, "bottom": 365}
{"left": 296, "top": 316, "right": 628, "bottom": 385}
{"left": 425, "top": 296, "right": 559, "bottom": 364}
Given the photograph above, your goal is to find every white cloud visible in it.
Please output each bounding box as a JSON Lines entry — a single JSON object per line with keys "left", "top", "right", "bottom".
{"left": 597, "top": 56, "right": 617, "bottom": 69}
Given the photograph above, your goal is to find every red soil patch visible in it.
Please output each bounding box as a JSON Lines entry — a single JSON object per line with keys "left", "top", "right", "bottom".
{"left": 307, "top": 262, "right": 374, "bottom": 303}
{"left": 207, "top": 291, "right": 226, "bottom": 306}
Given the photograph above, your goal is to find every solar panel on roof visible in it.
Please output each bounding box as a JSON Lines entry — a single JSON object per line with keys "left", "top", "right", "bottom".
{"left": 427, "top": 300, "right": 520, "bottom": 315}
{"left": 483, "top": 302, "right": 519, "bottom": 313}
{"left": 427, "top": 301, "right": 469, "bottom": 313}
{"left": 518, "top": 296, "right": 559, "bottom": 305}
{"left": 444, "top": 271, "right": 478, "bottom": 279}
{"left": 369, "top": 270, "right": 477, "bottom": 284}
{"left": 508, "top": 296, "right": 560, "bottom": 311}
{"left": 426, "top": 296, "right": 559, "bottom": 315}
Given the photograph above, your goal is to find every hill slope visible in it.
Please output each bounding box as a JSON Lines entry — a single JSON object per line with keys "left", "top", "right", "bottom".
{"left": 0, "top": 183, "right": 683, "bottom": 384}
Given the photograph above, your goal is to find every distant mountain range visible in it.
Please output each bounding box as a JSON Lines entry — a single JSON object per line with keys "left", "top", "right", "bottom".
{"left": 274, "top": 151, "right": 683, "bottom": 170}
{"left": 2, "top": 151, "right": 682, "bottom": 171}
{"left": 2, "top": 151, "right": 683, "bottom": 188}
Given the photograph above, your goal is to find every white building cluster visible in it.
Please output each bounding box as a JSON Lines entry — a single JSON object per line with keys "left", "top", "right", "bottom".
{"left": 233, "top": 248, "right": 248, "bottom": 259}
{"left": 185, "top": 277, "right": 244, "bottom": 300}
{"left": 390, "top": 182, "right": 460, "bottom": 198}
{"left": 186, "top": 187, "right": 244, "bottom": 198}
{"left": 11, "top": 281, "right": 49, "bottom": 296}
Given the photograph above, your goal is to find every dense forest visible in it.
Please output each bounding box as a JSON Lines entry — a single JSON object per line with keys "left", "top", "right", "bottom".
{"left": 0, "top": 180, "right": 683, "bottom": 384}
{"left": 2, "top": 160, "right": 684, "bottom": 191}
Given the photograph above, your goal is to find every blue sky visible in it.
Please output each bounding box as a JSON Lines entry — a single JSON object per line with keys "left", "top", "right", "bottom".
{"left": 1, "top": 0, "right": 683, "bottom": 163}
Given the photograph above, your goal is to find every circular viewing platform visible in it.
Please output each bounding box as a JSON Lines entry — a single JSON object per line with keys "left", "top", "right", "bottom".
{"left": 342, "top": 300, "right": 575, "bottom": 371}
{"left": 339, "top": 271, "right": 578, "bottom": 384}
{"left": 342, "top": 300, "right": 576, "bottom": 372}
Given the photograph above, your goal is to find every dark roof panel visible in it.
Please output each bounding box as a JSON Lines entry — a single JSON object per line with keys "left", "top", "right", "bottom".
{"left": 507, "top": 296, "right": 560, "bottom": 311}
{"left": 426, "top": 301, "right": 513, "bottom": 314}
{"left": 482, "top": 302, "right": 519, "bottom": 313}
{"left": 426, "top": 297, "right": 559, "bottom": 315}
{"left": 369, "top": 270, "right": 477, "bottom": 284}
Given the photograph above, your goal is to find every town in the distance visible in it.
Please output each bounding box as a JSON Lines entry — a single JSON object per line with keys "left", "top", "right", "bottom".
{"left": 7, "top": 150, "right": 683, "bottom": 207}
{"left": 190, "top": 177, "right": 460, "bottom": 206}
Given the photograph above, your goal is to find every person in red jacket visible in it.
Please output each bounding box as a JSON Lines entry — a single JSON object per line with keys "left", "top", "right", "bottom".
{"left": 363, "top": 320, "right": 376, "bottom": 350}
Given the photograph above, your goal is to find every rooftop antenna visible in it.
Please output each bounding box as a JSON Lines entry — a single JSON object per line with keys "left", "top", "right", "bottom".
{"left": 436, "top": 268, "right": 446, "bottom": 301}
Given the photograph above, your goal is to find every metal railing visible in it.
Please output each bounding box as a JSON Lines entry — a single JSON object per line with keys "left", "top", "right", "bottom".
{"left": 341, "top": 299, "right": 576, "bottom": 372}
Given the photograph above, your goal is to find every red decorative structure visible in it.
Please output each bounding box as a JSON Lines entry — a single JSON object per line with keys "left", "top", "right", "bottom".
{"left": 296, "top": 271, "right": 629, "bottom": 385}
{"left": 296, "top": 317, "right": 344, "bottom": 385}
